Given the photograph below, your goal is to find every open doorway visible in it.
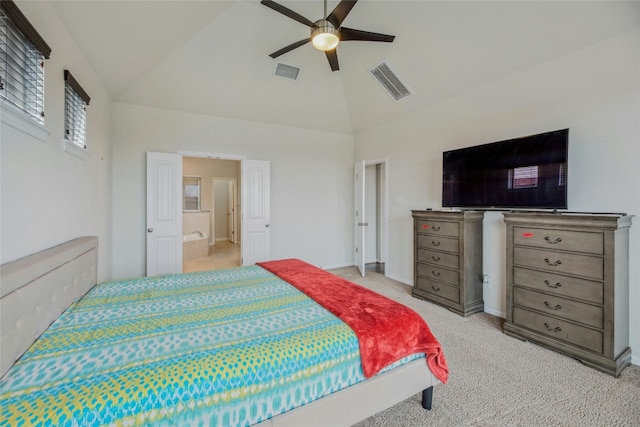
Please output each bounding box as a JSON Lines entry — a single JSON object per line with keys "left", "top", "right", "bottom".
{"left": 355, "top": 158, "right": 388, "bottom": 276}
{"left": 182, "top": 157, "right": 241, "bottom": 272}
{"left": 364, "top": 162, "right": 387, "bottom": 274}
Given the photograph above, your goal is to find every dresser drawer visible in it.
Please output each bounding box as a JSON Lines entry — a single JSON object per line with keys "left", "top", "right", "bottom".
{"left": 513, "top": 307, "right": 603, "bottom": 354}
{"left": 417, "top": 262, "right": 459, "bottom": 286}
{"left": 416, "top": 220, "right": 459, "bottom": 238}
{"left": 513, "top": 287, "right": 603, "bottom": 329}
{"left": 416, "top": 277, "right": 460, "bottom": 303}
{"left": 416, "top": 234, "right": 458, "bottom": 253}
{"left": 513, "top": 267, "right": 603, "bottom": 304}
{"left": 513, "top": 227, "right": 603, "bottom": 255}
{"left": 513, "top": 247, "right": 603, "bottom": 280}
{"left": 417, "top": 248, "right": 459, "bottom": 269}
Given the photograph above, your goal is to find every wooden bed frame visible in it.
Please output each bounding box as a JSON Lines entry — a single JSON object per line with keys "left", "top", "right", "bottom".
{"left": 0, "top": 236, "right": 439, "bottom": 426}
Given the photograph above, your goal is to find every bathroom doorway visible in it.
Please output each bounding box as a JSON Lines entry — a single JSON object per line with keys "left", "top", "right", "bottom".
{"left": 182, "top": 156, "right": 241, "bottom": 272}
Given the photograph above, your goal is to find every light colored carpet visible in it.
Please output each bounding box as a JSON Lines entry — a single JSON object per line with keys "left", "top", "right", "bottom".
{"left": 328, "top": 267, "right": 640, "bottom": 427}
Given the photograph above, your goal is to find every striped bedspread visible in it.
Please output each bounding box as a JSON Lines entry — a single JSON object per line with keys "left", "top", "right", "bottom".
{"left": 0, "top": 266, "right": 423, "bottom": 426}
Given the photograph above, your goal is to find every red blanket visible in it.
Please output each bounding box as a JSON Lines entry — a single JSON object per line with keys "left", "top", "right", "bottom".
{"left": 257, "top": 259, "right": 448, "bottom": 384}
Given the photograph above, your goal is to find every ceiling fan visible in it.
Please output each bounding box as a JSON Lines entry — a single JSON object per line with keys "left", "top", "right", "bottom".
{"left": 261, "top": 0, "right": 395, "bottom": 71}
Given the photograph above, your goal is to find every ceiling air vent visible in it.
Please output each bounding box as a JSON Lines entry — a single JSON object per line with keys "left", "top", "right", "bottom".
{"left": 369, "top": 61, "right": 413, "bottom": 102}
{"left": 274, "top": 63, "right": 300, "bottom": 80}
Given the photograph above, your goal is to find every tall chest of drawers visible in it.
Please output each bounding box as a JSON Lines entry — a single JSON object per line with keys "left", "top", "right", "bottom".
{"left": 503, "top": 213, "right": 632, "bottom": 376}
{"left": 412, "top": 210, "right": 484, "bottom": 316}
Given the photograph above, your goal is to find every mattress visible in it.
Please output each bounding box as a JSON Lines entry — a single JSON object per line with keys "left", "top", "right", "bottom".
{"left": 0, "top": 265, "right": 423, "bottom": 426}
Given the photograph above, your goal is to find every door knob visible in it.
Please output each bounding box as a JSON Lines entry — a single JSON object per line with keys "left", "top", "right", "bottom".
{"left": 147, "top": 228, "right": 153, "bottom": 233}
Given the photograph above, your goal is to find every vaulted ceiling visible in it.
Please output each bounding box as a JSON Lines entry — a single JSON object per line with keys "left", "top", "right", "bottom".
{"left": 50, "top": 1, "right": 639, "bottom": 134}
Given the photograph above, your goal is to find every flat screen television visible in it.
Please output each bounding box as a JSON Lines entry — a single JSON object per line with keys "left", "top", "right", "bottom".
{"left": 442, "top": 129, "right": 568, "bottom": 209}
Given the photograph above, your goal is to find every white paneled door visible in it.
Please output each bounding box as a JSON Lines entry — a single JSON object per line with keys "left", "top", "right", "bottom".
{"left": 146, "top": 152, "right": 182, "bottom": 276}
{"left": 354, "top": 160, "right": 366, "bottom": 276}
{"left": 147, "top": 154, "right": 270, "bottom": 273}
{"left": 242, "top": 160, "right": 271, "bottom": 265}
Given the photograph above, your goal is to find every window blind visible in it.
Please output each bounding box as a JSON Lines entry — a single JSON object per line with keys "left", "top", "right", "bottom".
{"left": 0, "top": 0, "right": 49, "bottom": 125}
{"left": 64, "top": 70, "right": 89, "bottom": 149}
{"left": 0, "top": 0, "right": 50, "bottom": 58}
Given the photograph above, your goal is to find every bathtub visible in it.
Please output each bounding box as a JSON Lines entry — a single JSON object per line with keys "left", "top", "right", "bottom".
{"left": 183, "top": 231, "right": 209, "bottom": 262}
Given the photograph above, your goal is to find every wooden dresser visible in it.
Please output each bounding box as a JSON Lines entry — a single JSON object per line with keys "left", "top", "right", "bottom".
{"left": 411, "top": 210, "right": 484, "bottom": 316}
{"left": 503, "top": 212, "right": 632, "bottom": 376}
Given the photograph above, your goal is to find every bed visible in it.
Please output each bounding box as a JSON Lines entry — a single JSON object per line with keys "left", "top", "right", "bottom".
{"left": 0, "top": 236, "right": 447, "bottom": 426}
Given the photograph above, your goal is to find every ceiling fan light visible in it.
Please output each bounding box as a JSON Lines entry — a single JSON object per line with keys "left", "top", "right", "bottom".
{"left": 311, "top": 20, "right": 339, "bottom": 51}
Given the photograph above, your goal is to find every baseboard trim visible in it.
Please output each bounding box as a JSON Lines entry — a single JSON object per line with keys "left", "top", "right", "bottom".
{"left": 631, "top": 354, "right": 639, "bottom": 366}
{"left": 322, "top": 262, "right": 353, "bottom": 270}
{"left": 385, "top": 273, "right": 412, "bottom": 286}
{"left": 483, "top": 306, "right": 506, "bottom": 318}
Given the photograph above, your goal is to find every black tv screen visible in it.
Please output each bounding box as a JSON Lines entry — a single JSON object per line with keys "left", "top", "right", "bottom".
{"left": 442, "top": 129, "right": 568, "bottom": 209}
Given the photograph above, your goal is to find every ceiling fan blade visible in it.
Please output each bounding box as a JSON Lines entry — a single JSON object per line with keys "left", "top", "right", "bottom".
{"left": 326, "top": 0, "right": 358, "bottom": 28}
{"left": 325, "top": 49, "right": 339, "bottom": 72}
{"left": 339, "top": 27, "right": 395, "bottom": 43}
{"left": 269, "top": 38, "right": 311, "bottom": 58}
{"left": 261, "top": 0, "right": 317, "bottom": 27}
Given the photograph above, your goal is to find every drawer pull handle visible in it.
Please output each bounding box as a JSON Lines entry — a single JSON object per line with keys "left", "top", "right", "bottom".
{"left": 433, "top": 226, "right": 441, "bottom": 231}
{"left": 544, "top": 236, "right": 562, "bottom": 244}
{"left": 543, "top": 322, "right": 562, "bottom": 333}
{"left": 431, "top": 270, "right": 441, "bottom": 277}
{"left": 544, "top": 258, "right": 562, "bottom": 267}
{"left": 544, "top": 280, "right": 562, "bottom": 289}
{"left": 432, "top": 256, "right": 441, "bottom": 262}
{"left": 544, "top": 301, "right": 562, "bottom": 311}
{"left": 431, "top": 241, "right": 441, "bottom": 247}
{"left": 431, "top": 286, "right": 440, "bottom": 292}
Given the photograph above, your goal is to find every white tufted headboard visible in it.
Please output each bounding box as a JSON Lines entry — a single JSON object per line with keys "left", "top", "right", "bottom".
{"left": 0, "top": 236, "right": 98, "bottom": 378}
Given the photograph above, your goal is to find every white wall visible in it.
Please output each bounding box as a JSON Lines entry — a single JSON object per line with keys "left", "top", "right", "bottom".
{"left": 354, "top": 30, "right": 640, "bottom": 362}
{"left": 112, "top": 103, "right": 354, "bottom": 279}
{"left": 1, "top": 1, "right": 112, "bottom": 281}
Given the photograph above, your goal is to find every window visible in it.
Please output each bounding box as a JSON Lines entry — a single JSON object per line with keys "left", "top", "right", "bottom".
{"left": 183, "top": 176, "right": 201, "bottom": 211}
{"left": 63, "top": 70, "right": 90, "bottom": 149}
{"left": 0, "top": 0, "right": 50, "bottom": 124}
